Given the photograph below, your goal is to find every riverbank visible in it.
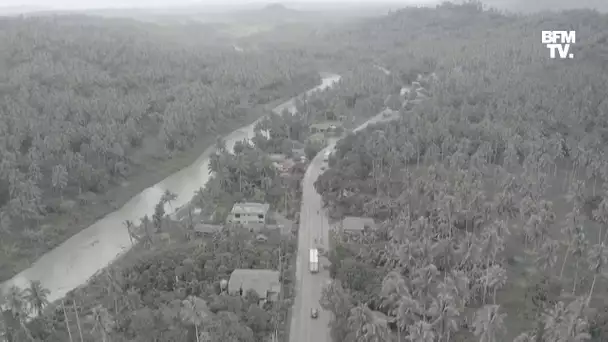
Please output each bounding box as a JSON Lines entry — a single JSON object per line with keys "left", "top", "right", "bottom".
{"left": 0, "top": 75, "right": 320, "bottom": 283}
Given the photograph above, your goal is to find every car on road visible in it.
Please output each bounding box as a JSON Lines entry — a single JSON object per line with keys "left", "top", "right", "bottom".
{"left": 311, "top": 308, "right": 319, "bottom": 319}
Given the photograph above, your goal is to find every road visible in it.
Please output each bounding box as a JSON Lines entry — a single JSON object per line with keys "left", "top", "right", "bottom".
{"left": 288, "top": 108, "right": 399, "bottom": 342}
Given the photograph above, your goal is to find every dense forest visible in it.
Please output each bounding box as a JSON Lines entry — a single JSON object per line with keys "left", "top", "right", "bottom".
{"left": 2, "top": 226, "right": 298, "bottom": 342}
{"left": 0, "top": 15, "right": 320, "bottom": 282}
{"left": 0, "top": 118, "right": 307, "bottom": 341}
{"left": 314, "top": 2, "right": 608, "bottom": 342}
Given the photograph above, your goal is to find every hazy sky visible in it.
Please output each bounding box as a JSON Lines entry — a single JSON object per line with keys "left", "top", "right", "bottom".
{"left": 0, "top": 0, "right": 427, "bottom": 11}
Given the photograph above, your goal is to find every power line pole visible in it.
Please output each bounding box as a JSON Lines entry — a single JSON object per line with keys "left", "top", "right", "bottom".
{"left": 278, "top": 241, "right": 283, "bottom": 301}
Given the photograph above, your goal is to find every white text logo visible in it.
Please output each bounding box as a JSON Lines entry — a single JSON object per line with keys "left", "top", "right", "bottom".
{"left": 541, "top": 31, "right": 575, "bottom": 59}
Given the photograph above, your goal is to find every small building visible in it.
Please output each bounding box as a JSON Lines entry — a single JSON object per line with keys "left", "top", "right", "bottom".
{"left": 227, "top": 202, "right": 270, "bottom": 225}
{"left": 339, "top": 216, "right": 377, "bottom": 234}
{"left": 268, "top": 154, "right": 287, "bottom": 163}
{"left": 309, "top": 121, "right": 342, "bottom": 134}
{"left": 277, "top": 159, "right": 295, "bottom": 176}
{"left": 292, "top": 148, "right": 305, "bottom": 160}
{"left": 255, "top": 234, "right": 269, "bottom": 242}
{"left": 193, "top": 223, "right": 222, "bottom": 236}
{"left": 228, "top": 269, "right": 281, "bottom": 302}
{"left": 306, "top": 132, "right": 326, "bottom": 145}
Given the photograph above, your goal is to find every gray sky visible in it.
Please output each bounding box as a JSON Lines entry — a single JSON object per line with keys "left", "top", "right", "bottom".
{"left": 0, "top": 0, "right": 429, "bottom": 11}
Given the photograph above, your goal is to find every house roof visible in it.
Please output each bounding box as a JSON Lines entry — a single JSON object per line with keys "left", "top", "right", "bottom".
{"left": 231, "top": 202, "right": 270, "bottom": 214}
{"left": 194, "top": 223, "right": 222, "bottom": 234}
{"left": 307, "top": 132, "right": 326, "bottom": 141}
{"left": 228, "top": 269, "right": 280, "bottom": 298}
{"left": 310, "top": 121, "right": 342, "bottom": 129}
{"left": 341, "top": 216, "right": 376, "bottom": 231}
{"left": 268, "top": 154, "right": 287, "bottom": 162}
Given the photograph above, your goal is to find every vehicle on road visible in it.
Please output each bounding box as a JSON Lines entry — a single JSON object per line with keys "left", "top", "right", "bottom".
{"left": 309, "top": 248, "right": 319, "bottom": 273}
{"left": 311, "top": 308, "right": 319, "bottom": 319}
{"left": 323, "top": 150, "right": 331, "bottom": 162}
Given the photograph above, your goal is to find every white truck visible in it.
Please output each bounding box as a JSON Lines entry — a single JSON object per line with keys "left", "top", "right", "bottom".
{"left": 323, "top": 150, "right": 331, "bottom": 162}
{"left": 309, "top": 248, "right": 319, "bottom": 273}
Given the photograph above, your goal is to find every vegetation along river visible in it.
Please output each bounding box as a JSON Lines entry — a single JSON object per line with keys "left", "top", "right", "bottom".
{"left": 0, "top": 73, "right": 341, "bottom": 304}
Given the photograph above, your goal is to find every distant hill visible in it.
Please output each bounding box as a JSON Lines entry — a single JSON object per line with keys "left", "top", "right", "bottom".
{"left": 482, "top": 0, "right": 608, "bottom": 12}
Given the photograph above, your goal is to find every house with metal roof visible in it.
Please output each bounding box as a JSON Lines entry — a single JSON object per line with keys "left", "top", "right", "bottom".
{"left": 339, "top": 216, "right": 377, "bottom": 234}
{"left": 309, "top": 121, "right": 342, "bottom": 134}
{"left": 193, "top": 223, "right": 222, "bottom": 236}
{"left": 228, "top": 269, "right": 281, "bottom": 302}
{"left": 226, "top": 202, "right": 270, "bottom": 225}
{"left": 306, "top": 132, "right": 326, "bottom": 145}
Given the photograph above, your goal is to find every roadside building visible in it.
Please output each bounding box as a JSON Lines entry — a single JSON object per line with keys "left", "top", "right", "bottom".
{"left": 309, "top": 121, "right": 342, "bottom": 134}
{"left": 277, "top": 159, "right": 295, "bottom": 176}
{"left": 228, "top": 269, "right": 281, "bottom": 303}
{"left": 226, "top": 202, "right": 270, "bottom": 225}
{"left": 268, "top": 154, "right": 287, "bottom": 163}
{"left": 292, "top": 148, "right": 305, "bottom": 160}
{"left": 306, "top": 132, "right": 326, "bottom": 145}
{"left": 193, "top": 223, "right": 222, "bottom": 237}
{"left": 339, "top": 216, "right": 377, "bottom": 235}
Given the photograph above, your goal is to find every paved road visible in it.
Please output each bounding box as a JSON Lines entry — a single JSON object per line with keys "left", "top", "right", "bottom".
{"left": 289, "top": 146, "right": 333, "bottom": 342}
{"left": 288, "top": 108, "right": 398, "bottom": 342}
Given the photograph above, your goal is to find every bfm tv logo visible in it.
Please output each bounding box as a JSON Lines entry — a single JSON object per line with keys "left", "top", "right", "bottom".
{"left": 542, "top": 31, "right": 576, "bottom": 59}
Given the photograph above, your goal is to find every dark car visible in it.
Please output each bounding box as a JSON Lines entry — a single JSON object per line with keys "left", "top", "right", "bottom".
{"left": 311, "top": 308, "right": 319, "bottom": 319}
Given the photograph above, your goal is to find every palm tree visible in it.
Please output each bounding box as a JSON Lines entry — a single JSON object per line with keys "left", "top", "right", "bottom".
{"left": 411, "top": 263, "right": 439, "bottom": 308}
{"left": 513, "top": 332, "right": 536, "bottom": 342}
{"left": 406, "top": 320, "right": 436, "bottom": 342}
{"left": 4, "top": 286, "right": 27, "bottom": 318}
{"left": 140, "top": 215, "right": 153, "bottom": 247}
{"left": 161, "top": 190, "right": 178, "bottom": 211}
{"left": 380, "top": 271, "right": 421, "bottom": 337}
{"left": 535, "top": 239, "right": 559, "bottom": 275}
{"left": 124, "top": 220, "right": 135, "bottom": 246}
{"left": 2, "top": 286, "right": 35, "bottom": 341}
{"left": 180, "top": 296, "right": 210, "bottom": 342}
{"left": 51, "top": 164, "right": 68, "bottom": 199}
{"left": 560, "top": 210, "right": 584, "bottom": 279}
{"left": 23, "top": 280, "right": 50, "bottom": 317}
{"left": 347, "top": 305, "right": 390, "bottom": 341}
{"left": 91, "top": 305, "right": 114, "bottom": 342}
{"left": 472, "top": 304, "right": 506, "bottom": 342}
{"left": 194, "top": 187, "right": 207, "bottom": 212}
{"left": 542, "top": 298, "right": 591, "bottom": 342}
{"left": 585, "top": 242, "right": 608, "bottom": 304}
{"left": 428, "top": 291, "right": 460, "bottom": 342}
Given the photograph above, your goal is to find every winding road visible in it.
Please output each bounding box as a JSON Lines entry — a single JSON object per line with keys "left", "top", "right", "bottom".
{"left": 289, "top": 107, "right": 401, "bottom": 342}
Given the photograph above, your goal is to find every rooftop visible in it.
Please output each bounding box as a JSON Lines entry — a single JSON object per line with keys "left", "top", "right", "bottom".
{"left": 341, "top": 216, "right": 376, "bottom": 231}
{"left": 307, "top": 132, "right": 326, "bottom": 141}
{"left": 231, "top": 202, "right": 270, "bottom": 214}
{"left": 268, "top": 153, "right": 287, "bottom": 162}
{"left": 310, "top": 121, "right": 342, "bottom": 129}
{"left": 228, "top": 269, "right": 280, "bottom": 298}
{"left": 194, "top": 223, "right": 222, "bottom": 234}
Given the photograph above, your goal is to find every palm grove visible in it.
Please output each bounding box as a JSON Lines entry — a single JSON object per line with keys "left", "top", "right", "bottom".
{"left": 2, "top": 1, "right": 608, "bottom": 342}
{"left": 0, "top": 15, "right": 320, "bottom": 281}
{"left": 313, "top": 3, "right": 608, "bottom": 342}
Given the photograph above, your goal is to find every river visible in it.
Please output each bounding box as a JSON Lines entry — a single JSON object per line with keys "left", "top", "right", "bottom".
{"left": 0, "top": 73, "right": 341, "bottom": 303}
